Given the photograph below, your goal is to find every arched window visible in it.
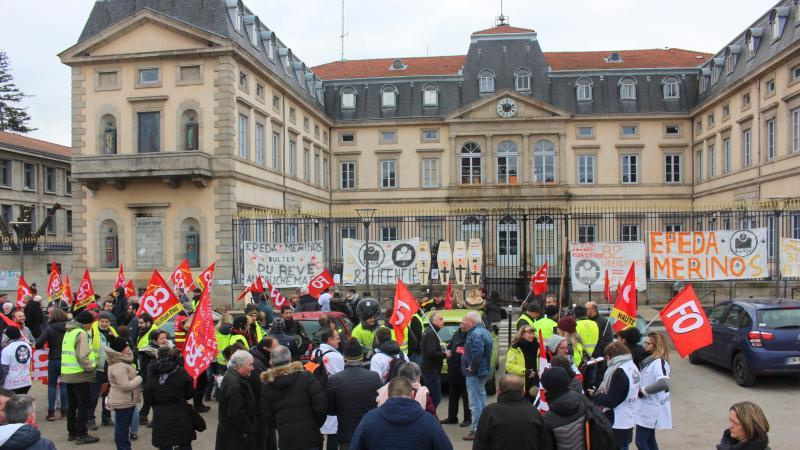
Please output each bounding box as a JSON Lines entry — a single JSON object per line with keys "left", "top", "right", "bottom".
{"left": 662, "top": 76, "right": 680, "bottom": 100}
{"left": 514, "top": 68, "right": 531, "bottom": 92}
{"left": 381, "top": 85, "right": 397, "bottom": 108}
{"left": 100, "top": 219, "right": 118, "bottom": 268}
{"left": 340, "top": 86, "right": 356, "bottom": 110}
{"left": 478, "top": 69, "right": 495, "bottom": 93}
{"left": 422, "top": 84, "right": 438, "bottom": 107}
{"left": 533, "top": 140, "right": 555, "bottom": 183}
{"left": 619, "top": 77, "right": 636, "bottom": 100}
{"left": 576, "top": 78, "right": 592, "bottom": 101}
{"left": 461, "top": 216, "right": 482, "bottom": 240}
{"left": 460, "top": 142, "right": 482, "bottom": 185}
{"left": 100, "top": 114, "right": 117, "bottom": 155}
{"left": 181, "top": 218, "right": 201, "bottom": 267}
{"left": 496, "top": 140, "right": 519, "bottom": 184}
{"left": 181, "top": 109, "right": 199, "bottom": 150}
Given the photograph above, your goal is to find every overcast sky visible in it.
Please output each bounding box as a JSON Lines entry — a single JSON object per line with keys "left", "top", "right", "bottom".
{"left": 1, "top": 0, "right": 774, "bottom": 146}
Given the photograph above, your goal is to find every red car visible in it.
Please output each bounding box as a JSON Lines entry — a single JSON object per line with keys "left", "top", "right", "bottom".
{"left": 292, "top": 311, "right": 354, "bottom": 361}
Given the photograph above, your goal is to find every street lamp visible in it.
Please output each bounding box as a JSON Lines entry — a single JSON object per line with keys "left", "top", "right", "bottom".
{"left": 355, "top": 208, "right": 377, "bottom": 294}
{"left": 8, "top": 220, "right": 31, "bottom": 279}
{"left": 766, "top": 196, "right": 791, "bottom": 298}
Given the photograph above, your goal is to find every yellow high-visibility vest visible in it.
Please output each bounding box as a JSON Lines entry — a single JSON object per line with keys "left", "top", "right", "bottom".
{"left": 61, "top": 328, "right": 95, "bottom": 374}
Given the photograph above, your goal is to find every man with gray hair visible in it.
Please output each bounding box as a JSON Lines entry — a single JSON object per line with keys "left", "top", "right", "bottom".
{"left": 261, "top": 345, "right": 327, "bottom": 449}
{"left": 216, "top": 350, "right": 256, "bottom": 449}
{"left": 0, "top": 394, "right": 56, "bottom": 449}
{"left": 421, "top": 311, "right": 448, "bottom": 407}
{"left": 474, "top": 375, "right": 551, "bottom": 449}
{"left": 460, "top": 310, "right": 493, "bottom": 441}
{"left": 297, "top": 286, "right": 320, "bottom": 312}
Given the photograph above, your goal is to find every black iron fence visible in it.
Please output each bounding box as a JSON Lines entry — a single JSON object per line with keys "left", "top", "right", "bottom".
{"left": 0, "top": 239, "right": 73, "bottom": 252}
{"left": 232, "top": 205, "right": 800, "bottom": 303}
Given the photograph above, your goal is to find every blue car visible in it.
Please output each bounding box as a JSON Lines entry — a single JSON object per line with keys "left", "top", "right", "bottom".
{"left": 689, "top": 298, "right": 800, "bottom": 386}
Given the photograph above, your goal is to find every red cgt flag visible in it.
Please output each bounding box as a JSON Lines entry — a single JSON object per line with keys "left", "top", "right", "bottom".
{"left": 530, "top": 262, "right": 548, "bottom": 296}
{"left": 390, "top": 279, "right": 419, "bottom": 346}
{"left": 308, "top": 269, "right": 335, "bottom": 298}
{"left": 236, "top": 277, "right": 265, "bottom": 302}
{"left": 183, "top": 285, "right": 218, "bottom": 387}
{"left": 16, "top": 276, "right": 31, "bottom": 308}
{"left": 137, "top": 271, "right": 183, "bottom": 329}
{"left": 444, "top": 280, "right": 453, "bottom": 310}
{"left": 659, "top": 284, "right": 713, "bottom": 358}
{"left": 46, "top": 261, "right": 63, "bottom": 303}
{"left": 114, "top": 263, "right": 125, "bottom": 291}
{"left": 125, "top": 280, "right": 136, "bottom": 299}
{"left": 61, "top": 275, "right": 73, "bottom": 305}
{"left": 75, "top": 269, "right": 95, "bottom": 310}
{"left": 191, "top": 262, "right": 216, "bottom": 293}
{"left": 170, "top": 259, "right": 194, "bottom": 291}
{"left": 611, "top": 263, "right": 638, "bottom": 333}
{"left": 603, "top": 270, "right": 612, "bottom": 302}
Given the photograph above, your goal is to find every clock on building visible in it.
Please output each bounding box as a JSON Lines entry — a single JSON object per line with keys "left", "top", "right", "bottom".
{"left": 496, "top": 98, "right": 518, "bottom": 118}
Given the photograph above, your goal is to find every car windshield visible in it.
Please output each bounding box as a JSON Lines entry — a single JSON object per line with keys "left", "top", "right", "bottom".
{"left": 438, "top": 324, "right": 461, "bottom": 343}
{"left": 299, "top": 320, "right": 320, "bottom": 337}
{"left": 757, "top": 308, "right": 800, "bottom": 329}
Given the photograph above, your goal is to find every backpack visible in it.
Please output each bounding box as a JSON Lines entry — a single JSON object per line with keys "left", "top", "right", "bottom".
{"left": 309, "top": 348, "right": 335, "bottom": 389}
{"left": 579, "top": 396, "right": 615, "bottom": 450}
{"left": 386, "top": 355, "right": 405, "bottom": 382}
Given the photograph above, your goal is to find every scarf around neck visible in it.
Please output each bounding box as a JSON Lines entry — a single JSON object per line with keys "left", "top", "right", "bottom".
{"left": 599, "top": 354, "right": 632, "bottom": 395}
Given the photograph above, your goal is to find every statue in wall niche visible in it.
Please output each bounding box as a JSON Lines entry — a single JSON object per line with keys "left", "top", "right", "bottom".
{"left": 185, "top": 116, "right": 198, "bottom": 150}
{"left": 103, "top": 121, "right": 117, "bottom": 154}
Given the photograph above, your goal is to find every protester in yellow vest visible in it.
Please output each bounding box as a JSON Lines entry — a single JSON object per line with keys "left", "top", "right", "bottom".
{"left": 88, "top": 312, "right": 119, "bottom": 428}
{"left": 555, "top": 316, "right": 585, "bottom": 368}
{"left": 516, "top": 303, "right": 539, "bottom": 330}
{"left": 351, "top": 314, "right": 379, "bottom": 356}
{"left": 535, "top": 305, "right": 559, "bottom": 340}
{"left": 229, "top": 316, "right": 251, "bottom": 350}
{"left": 573, "top": 305, "right": 599, "bottom": 358}
{"left": 61, "top": 311, "right": 100, "bottom": 444}
{"left": 215, "top": 312, "right": 235, "bottom": 366}
{"left": 504, "top": 325, "right": 539, "bottom": 401}
{"left": 244, "top": 304, "right": 267, "bottom": 343}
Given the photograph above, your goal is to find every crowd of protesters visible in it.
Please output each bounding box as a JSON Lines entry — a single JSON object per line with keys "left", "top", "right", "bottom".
{"left": 0, "top": 282, "right": 775, "bottom": 450}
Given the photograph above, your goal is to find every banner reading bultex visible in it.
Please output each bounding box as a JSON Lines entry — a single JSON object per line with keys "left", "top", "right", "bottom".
{"left": 648, "top": 229, "right": 769, "bottom": 280}
{"left": 342, "top": 238, "right": 420, "bottom": 285}
{"left": 242, "top": 240, "right": 324, "bottom": 288}
{"left": 570, "top": 242, "right": 646, "bottom": 291}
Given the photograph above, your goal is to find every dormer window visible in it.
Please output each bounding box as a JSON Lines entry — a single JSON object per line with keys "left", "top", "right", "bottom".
{"left": 619, "top": 77, "right": 636, "bottom": 100}
{"left": 699, "top": 68, "right": 711, "bottom": 93}
{"left": 422, "top": 84, "right": 438, "bottom": 107}
{"left": 725, "top": 45, "right": 741, "bottom": 74}
{"left": 605, "top": 52, "right": 623, "bottom": 63}
{"left": 514, "top": 68, "right": 531, "bottom": 92}
{"left": 389, "top": 59, "right": 407, "bottom": 71}
{"left": 479, "top": 69, "right": 495, "bottom": 94}
{"left": 711, "top": 58, "right": 724, "bottom": 84}
{"left": 381, "top": 85, "right": 397, "bottom": 108}
{"left": 745, "top": 28, "right": 763, "bottom": 58}
{"left": 576, "top": 78, "right": 592, "bottom": 101}
{"left": 250, "top": 21, "right": 259, "bottom": 47}
{"left": 770, "top": 7, "right": 790, "bottom": 41}
{"left": 235, "top": 5, "right": 243, "bottom": 32}
{"left": 662, "top": 76, "right": 680, "bottom": 99}
{"left": 341, "top": 86, "right": 356, "bottom": 110}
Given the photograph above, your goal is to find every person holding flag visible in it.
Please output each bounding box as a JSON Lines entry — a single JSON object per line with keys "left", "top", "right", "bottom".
{"left": 420, "top": 311, "right": 448, "bottom": 407}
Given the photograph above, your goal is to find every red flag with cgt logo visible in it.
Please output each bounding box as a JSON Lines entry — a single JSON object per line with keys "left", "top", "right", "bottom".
{"left": 610, "top": 263, "right": 637, "bottom": 333}
{"left": 136, "top": 271, "right": 183, "bottom": 329}
{"left": 16, "top": 276, "right": 31, "bottom": 308}
{"left": 530, "top": 262, "right": 548, "bottom": 296}
{"left": 183, "top": 285, "right": 217, "bottom": 387}
{"left": 659, "top": 284, "right": 713, "bottom": 358}
{"left": 390, "top": 279, "right": 419, "bottom": 346}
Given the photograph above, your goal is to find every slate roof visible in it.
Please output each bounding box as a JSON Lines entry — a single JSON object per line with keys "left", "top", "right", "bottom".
{"left": 0, "top": 131, "right": 71, "bottom": 159}
{"left": 473, "top": 24, "right": 535, "bottom": 35}
{"left": 313, "top": 56, "right": 465, "bottom": 80}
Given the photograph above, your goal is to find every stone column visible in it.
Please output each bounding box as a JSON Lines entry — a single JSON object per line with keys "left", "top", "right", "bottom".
{"left": 521, "top": 134, "right": 530, "bottom": 184}
{"left": 484, "top": 133, "right": 494, "bottom": 185}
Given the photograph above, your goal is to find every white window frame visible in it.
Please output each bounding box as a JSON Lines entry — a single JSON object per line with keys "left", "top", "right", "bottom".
{"left": 620, "top": 224, "right": 640, "bottom": 242}
{"left": 696, "top": 149, "right": 703, "bottom": 181}
{"left": 313, "top": 152, "right": 320, "bottom": 185}
{"left": 22, "top": 163, "right": 36, "bottom": 191}
{"left": 743, "top": 129, "right": 752, "bottom": 167}
{"left": 478, "top": 70, "right": 495, "bottom": 93}
{"left": 380, "top": 226, "right": 398, "bottom": 242}
{"left": 662, "top": 77, "right": 680, "bottom": 99}
{"left": 665, "top": 153, "right": 681, "bottom": 183}
{"left": 271, "top": 131, "right": 281, "bottom": 170}
{"left": 255, "top": 123, "right": 265, "bottom": 165}
{"left": 422, "top": 84, "right": 438, "bottom": 107}
{"left": 766, "top": 118, "right": 776, "bottom": 160}
{"left": 381, "top": 86, "right": 397, "bottom": 108}
{"left": 577, "top": 154, "right": 595, "bottom": 184}
{"left": 238, "top": 114, "right": 248, "bottom": 159}
{"left": 380, "top": 159, "right": 397, "bottom": 189}
{"left": 460, "top": 142, "right": 482, "bottom": 185}
{"left": 302, "top": 144, "right": 310, "bottom": 181}
{"left": 340, "top": 87, "right": 356, "bottom": 110}
{"left": 708, "top": 144, "right": 716, "bottom": 178}
{"left": 578, "top": 224, "right": 596, "bottom": 243}
{"left": 533, "top": 140, "right": 556, "bottom": 183}
{"left": 619, "top": 77, "right": 636, "bottom": 100}
{"left": 514, "top": 68, "right": 531, "bottom": 92}
{"left": 722, "top": 138, "right": 731, "bottom": 174}
{"left": 421, "top": 158, "right": 439, "bottom": 188}
{"left": 621, "top": 154, "right": 639, "bottom": 184}
{"left": 576, "top": 78, "right": 592, "bottom": 101}
{"left": 792, "top": 107, "right": 800, "bottom": 153}
{"left": 340, "top": 161, "right": 356, "bottom": 190}
{"left": 496, "top": 140, "right": 519, "bottom": 184}
{"left": 288, "top": 139, "right": 297, "bottom": 177}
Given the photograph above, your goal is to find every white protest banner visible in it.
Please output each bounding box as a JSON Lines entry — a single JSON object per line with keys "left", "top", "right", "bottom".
{"left": 649, "top": 229, "right": 769, "bottom": 280}
{"left": 342, "top": 238, "right": 420, "bottom": 285}
{"left": 780, "top": 238, "right": 800, "bottom": 278}
{"left": 570, "top": 242, "right": 646, "bottom": 292}
{"left": 243, "top": 241, "right": 324, "bottom": 288}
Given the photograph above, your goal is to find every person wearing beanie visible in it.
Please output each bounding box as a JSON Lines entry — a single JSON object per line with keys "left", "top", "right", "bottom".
{"left": 327, "top": 338, "right": 383, "bottom": 447}
{"left": 106, "top": 336, "right": 142, "bottom": 450}
{"left": 545, "top": 334, "right": 567, "bottom": 356}
{"left": 88, "top": 311, "right": 119, "bottom": 429}
{"left": 268, "top": 317, "right": 299, "bottom": 360}
{"left": 62, "top": 310, "right": 100, "bottom": 444}
{"left": 229, "top": 315, "right": 252, "bottom": 349}
{"left": 0, "top": 326, "right": 32, "bottom": 394}
{"left": 244, "top": 303, "right": 266, "bottom": 344}
{"left": 557, "top": 315, "right": 586, "bottom": 368}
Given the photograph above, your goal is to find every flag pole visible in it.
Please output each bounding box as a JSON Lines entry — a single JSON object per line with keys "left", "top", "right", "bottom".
{"left": 642, "top": 315, "right": 659, "bottom": 333}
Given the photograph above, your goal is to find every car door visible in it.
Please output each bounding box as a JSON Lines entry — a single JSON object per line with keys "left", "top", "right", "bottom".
{"left": 700, "top": 303, "right": 729, "bottom": 364}
{"left": 716, "top": 304, "right": 747, "bottom": 369}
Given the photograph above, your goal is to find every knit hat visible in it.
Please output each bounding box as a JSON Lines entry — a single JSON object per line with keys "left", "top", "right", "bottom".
{"left": 557, "top": 316, "right": 577, "bottom": 334}
{"left": 76, "top": 310, "right": 95, "bottom": 325}
{"left": 541, "top": 366, "right": 570, "bottom": 397}
{"left": 98, "top": 311, "right": 115, "bottom": 322}
{"left": 545, "top": 334, "right": 566, "bottom": 354}
{"left": 271, "top": 317, "right": 286, "bottom": 334}
{"left": 343, "top": 337, "right": 364, "bottom": 362}
{"left": 110, "top": 336, "right": 129, "bottom": 353}
{"left": 4, "top": 327, "right": 20, "bottom": 340}
{"left": 244, "top": 303, "right": 258, "bottom": 315}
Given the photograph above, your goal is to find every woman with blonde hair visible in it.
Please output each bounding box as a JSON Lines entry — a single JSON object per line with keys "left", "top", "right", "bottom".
{"left": 505, "top": 325, "right": 538, "bottom": 401}
{"left": 635, "top": 332, "right": 672, "bottom": 450}
{"left": 556, "top": 316, "right": 586, "bottom": 367}
{"left": 717, "top": 401, "right": 770, "bottom": 450}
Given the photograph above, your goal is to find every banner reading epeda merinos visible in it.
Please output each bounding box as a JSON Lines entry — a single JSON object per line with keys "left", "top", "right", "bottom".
{"left": 342, "top": 238, "right": 420, "bottom": 285}
{"left": 243, "top": 241, "right": 324, "bottom": 288}
{"left": 648, "top": 229, "right": 769, "bottom": 280}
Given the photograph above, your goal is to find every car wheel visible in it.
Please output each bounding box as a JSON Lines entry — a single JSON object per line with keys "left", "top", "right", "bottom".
{"left": 732, "top": 353, "right": 757, "bottom": 387}
{"left": 485, "top": 373, "right": 496, "bottom": 396}
{"left": 688, "top": 351, "right": 702, "bottom": 365}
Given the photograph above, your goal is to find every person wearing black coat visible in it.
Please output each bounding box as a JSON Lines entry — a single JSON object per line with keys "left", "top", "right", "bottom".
{"left": 617, "top": 327, "right": 647, "bottom": 367}
{"left": 440, "top": 328, "right": 471, "bottom": 427}
{"left": 248, "top": 339, "right": 277, "bottom": 450}
{"left": 35, "top": 307, "right": 69, "bottom": 420}
{"left": 327, "top": 338, "right": 383, "bottom": 446}
{"left": 143, "top": 348, "right": 196, "bottom": 450}
{"left": 111, "top": 286, "right": 128, "bottom": 328}
{"left": 473, "top": 374, "right": 552, "bottom": 450}
{"left": 420, "top": 312, "right": 446, "bottom": 407}
{"left": 261, "top": 345, "right": 327, "bottom": 450}
{"left": 23, "top": 297, "right": 43, "bottom": 339}
{"left": 484, "top": 291, "right": 505, "bottom": 324}
{"left": 216, "top": 350, "right": 257, "bottom": 450}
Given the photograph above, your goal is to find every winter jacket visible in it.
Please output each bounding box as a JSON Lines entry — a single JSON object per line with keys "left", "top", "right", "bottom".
{"left": 0, "top": 423, "right": 56, "bottom": 450}
{"left": 462, "top": 323, "right": 493, "bottom": 378}
{"left": 297, "top": 294, "right": 320, "bottom": 312}
{"left": 143, "top": 359, "right": 195, "bottom": 448}
{"left": 23, "top": 301, "right": 43, "bottom": 339}
{"left": 248, "top": 346, "right": 272, "bottom": 450}
{"left": 376, "top": 381, "right": 437, "bottom": 416}
{"left": 112, "top": 286, "right": 128, "bottom": 327}
{"left": 269, "top": 331, "right": 300, "bottom": 361}
{"left": 138, "top": 345, "right": 158, "bottom": 381}
{"left": 350, "top": 397, "right": 452, "bottom": 450}
{"left": 716, "top": 429, "right": 771, "bottom": 450}
{"left": 34, "top": 319, "right": 66, "bottom": 360}
{"left": 473, "top": 390, "right": 552, "bottom": 450}
{"left": 216, "top": 370, "right": 257, "bottom": 450}
{"left": 370, "top": 340, "right": 406, "bottom": 383}
{"left": 327, "top": 364, "right": 383, "bottom": 443}
{"left": 60, "top": 321, "right": 95, "bottom": 384}
{"left": 406, "top": 314, "right": 423, "bottom": 357}
{"left": 420, "top": 324, "right": 446, "bottom": 374}
{"left": 543, "top": 390, "right": 588, "bottom": 450}
{"left": 261, "top": 361, "right": 327, "bottom": 450}
{"left": 105, "top": 347, "right": 142, "bottom": 410}
{"left": 447, "top": 329, "right": 468, "bottom": 385}
{"left": 485, "top": 298, "right": 504, "bottom": 323}
{"left": 589, "top": 315, "right": 613, "bottom": 357}
{"left": 1, "top": 327, "right": 33, "bottom": 349}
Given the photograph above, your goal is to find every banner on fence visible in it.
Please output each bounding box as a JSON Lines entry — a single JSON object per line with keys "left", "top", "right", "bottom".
{"left": 342, "top": 238, "right": 420, "bottom": 285}
{"left": 243, "top": 241, "right": 324, "bottom": 288}
{"left": 648, "top": 229, "right": 769, "bottom": 280}
{"left": 780, "top": 238, "right": 800, "bottom": 278}
{"left": 570, "top": 242, "right": 646, "bottom": 292}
